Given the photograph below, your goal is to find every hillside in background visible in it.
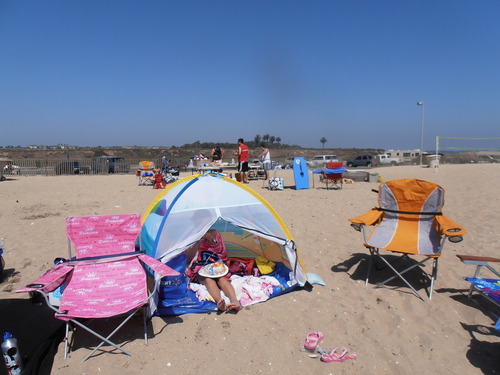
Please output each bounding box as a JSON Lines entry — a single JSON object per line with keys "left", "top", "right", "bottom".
{"left": 0, "top": 146, "right": 385, "bottom": 165}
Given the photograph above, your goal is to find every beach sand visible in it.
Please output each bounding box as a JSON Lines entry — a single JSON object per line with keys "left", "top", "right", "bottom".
{"left": 0, "top": 164, "right": 499, "bottom": 374}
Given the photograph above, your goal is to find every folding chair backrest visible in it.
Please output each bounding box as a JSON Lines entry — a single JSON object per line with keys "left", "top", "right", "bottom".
{"left": 324, "top": 162, "right": 344, "bottom": 181}
{"left": 66, "top": 214, "right": 141, "bottom": 258}
{"left": 368, "top": 179, "right": 444, "bottom": 255}
{"left": 326, "top": 162, "right": 343, "bottom": 169}
{"left": 139, "top": 161, "right": 155, "bottom": 171}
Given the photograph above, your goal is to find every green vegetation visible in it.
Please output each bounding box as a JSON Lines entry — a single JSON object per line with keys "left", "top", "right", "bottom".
{"left": 179, "top": 134, "right": 296, "bottom": 150}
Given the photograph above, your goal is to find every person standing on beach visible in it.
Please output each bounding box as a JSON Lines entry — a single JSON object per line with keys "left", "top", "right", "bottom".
{"left": 161, "top": 155, "right": 169, "bottom": 171}
{"left": 237, "top": 138, "right": 249, "bottom": 183}
{"left": 259, "top": 144, "right": 271, "bottom": 180}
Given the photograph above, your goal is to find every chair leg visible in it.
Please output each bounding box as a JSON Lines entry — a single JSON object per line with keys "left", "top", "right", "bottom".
{"left": 372, "top": 253, "right": 431, "bottom": 302}
{"left": 367, "top": 249, "right": 438, "bottom": 301}
{"left": 64, "top": 322, "right": 70, "bottom": 359}
{"left": 378, "top": 257, "right": 431, "bottom": 283}
{"left": 77, "top": 313, "right": 136, "bottom": 361}
{"left": 467, "top": 263, "right": 483, "bottom": 298}
{"left": 143, "top": 305, "right": 148, "bottom": 345}
{"left": 376, "top": 257, "right": 427, "bottom": 302}
{"left": 428, "top": 258, "right": 438, "bottom": 300}
{"left": 365, "top": 248, "right": 375, "bottom": 286}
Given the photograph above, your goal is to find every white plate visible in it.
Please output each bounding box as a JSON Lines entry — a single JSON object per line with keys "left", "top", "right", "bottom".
{"left": 198, "top": 262, "right": 229, "bottom": 278}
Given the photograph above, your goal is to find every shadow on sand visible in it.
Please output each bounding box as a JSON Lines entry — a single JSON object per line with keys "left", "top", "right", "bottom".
{"left": 1, "top": 283, "right": 187, "bottom": 372}
{"left": 460, "top": 322, "right": 500, "bottom": 374}
{"left": 335, "top": 254, "right": 500, "bottom": 373}
{"left": 331, "top": 252, "right": 434, "bottom": 298}
{"left": 435, "top": 288, "right": 500, "bottom": 374}
{"left": 0, "top": 297, "right": 63, "bottom": 375}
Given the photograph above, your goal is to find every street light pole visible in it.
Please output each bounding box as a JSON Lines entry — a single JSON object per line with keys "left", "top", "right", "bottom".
{"left": 417, "top": 101, "right": 424, "bottom": 165}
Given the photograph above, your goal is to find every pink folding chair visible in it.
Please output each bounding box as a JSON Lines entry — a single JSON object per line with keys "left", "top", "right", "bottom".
{"left": 17, "top": 214, "right": 178, "bottom": 361}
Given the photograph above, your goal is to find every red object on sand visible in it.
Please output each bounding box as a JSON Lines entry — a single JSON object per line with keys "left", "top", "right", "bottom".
{"left": 304, "top": 331, "right": 324, "bottom": 350}
{"left": 154, "top": 173, "right": 166, "bottom": 189}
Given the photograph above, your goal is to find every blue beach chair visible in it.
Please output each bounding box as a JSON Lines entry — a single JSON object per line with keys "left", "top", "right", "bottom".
{"left": 457, "top": 254, "right": 500, "bottom": 329}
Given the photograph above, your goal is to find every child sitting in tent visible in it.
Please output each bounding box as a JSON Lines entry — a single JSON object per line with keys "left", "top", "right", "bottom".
{"left": 186, "top": 229, "right": 242, "bottom": 312}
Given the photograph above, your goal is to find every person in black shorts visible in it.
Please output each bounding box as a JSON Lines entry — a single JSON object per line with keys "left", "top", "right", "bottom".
{"left": 237, "top": 138, "right": 249, "bottom": 183}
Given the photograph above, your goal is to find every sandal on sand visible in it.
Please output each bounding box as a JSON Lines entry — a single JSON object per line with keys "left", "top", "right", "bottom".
{"left": 320, "top": 347, "right": 357, "bottom": 363}
{"left": 304, "top": 331, "right": 324, "bottom": 350}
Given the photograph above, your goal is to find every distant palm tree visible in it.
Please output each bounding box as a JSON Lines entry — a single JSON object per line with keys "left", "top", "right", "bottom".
{"left": 320, "top": 137, "right": 327, "bottom": 148}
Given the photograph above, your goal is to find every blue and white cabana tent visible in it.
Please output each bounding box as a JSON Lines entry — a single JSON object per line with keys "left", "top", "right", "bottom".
{"left": 140, "top": 173, "right": 308, "bottom": 314}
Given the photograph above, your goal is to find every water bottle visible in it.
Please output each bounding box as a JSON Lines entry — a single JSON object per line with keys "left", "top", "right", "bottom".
{"left": 2, "top": 332, "right": 23, "bottom": 375}
{"left": 0, "top": 241, "right": 5, "bottom": 275}
{"left": 0, "top": 249, "right": 4, "bottom": 275}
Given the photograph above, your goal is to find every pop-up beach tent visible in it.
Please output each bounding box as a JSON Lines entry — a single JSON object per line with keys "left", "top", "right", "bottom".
{"left": 140, "top": 173, "right": 308, "bottom": 315}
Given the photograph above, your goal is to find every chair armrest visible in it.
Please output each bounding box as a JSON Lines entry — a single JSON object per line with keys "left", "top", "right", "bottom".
{"left": 349, "top": 209, "right": 383, "bottom": 227}
{"left": 435, "top": 215, "right": 467, "bottom": 237}
{"left": 457, "top": 254, "right": 500, "bottom": 264}
{"left": 16, "top": 264, "right": 73, "bottom": 294}
{"left": 138, "top": 254, "right": 179, "bottom": 277}
{"left": 457, "top": 254, "right": 500, "bottom": 279}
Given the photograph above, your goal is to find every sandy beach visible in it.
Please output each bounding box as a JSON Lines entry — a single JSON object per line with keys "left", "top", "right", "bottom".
{"left": 1, "top": 164, "right": 499, "bottom": 374}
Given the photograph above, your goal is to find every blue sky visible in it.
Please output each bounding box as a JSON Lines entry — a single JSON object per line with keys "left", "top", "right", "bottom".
{"left": 1, "top": 1, "right": 499, "bottom": 151}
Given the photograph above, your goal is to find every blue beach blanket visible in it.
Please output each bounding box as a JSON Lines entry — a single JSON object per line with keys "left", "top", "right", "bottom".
{"left": 312, "top": 167, "right": 347, "bottom": 174}
{"left": 465, "top": 277, "right": 500, "bottom": 304}
{"left": 466, "top": 277, "right": 500, "bottom": 331}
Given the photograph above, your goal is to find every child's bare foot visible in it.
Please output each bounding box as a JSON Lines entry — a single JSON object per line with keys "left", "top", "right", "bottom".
{"left": 217, "top": 299, "right": 227, "bottom": 311}
{"left": 227, "top": 302, "right": 242, "bottom": 311}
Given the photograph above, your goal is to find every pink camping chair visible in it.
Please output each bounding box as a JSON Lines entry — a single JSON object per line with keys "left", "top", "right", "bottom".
{"left": 17, "top": 214, "right": 178, "bottom": 361}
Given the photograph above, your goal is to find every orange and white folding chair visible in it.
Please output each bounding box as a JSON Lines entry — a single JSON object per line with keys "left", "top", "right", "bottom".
{"left": 349, "top": 179, "right": 467, "bottom": 301}
{"left": 17, "top": 214, "right": 178, "bottom": 361}
{"left": 137, "top": 161, "right": 157, "bottom": 186}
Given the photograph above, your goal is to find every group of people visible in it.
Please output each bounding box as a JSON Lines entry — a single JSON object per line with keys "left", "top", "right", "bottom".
{"left": 183, "top": 140, "right": 274, "bottom": 312}
{"left": 209, "top": 139, "right": 272, "bottom": 182}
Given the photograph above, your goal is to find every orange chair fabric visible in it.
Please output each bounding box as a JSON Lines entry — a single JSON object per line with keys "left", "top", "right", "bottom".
{"left": 349, "top": 179, "right": 467, "bottom": 255}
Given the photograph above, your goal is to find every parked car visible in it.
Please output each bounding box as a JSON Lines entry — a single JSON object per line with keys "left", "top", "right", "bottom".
{"left": 376, "top": 154, "right": 404, "bottom": 166}
{"left": 284, "top": 157, "right": 312, "bottom": 169}
{"left": 346, "top": 155, "right": 374, "bottom": 168}
{"left": 478, "top": 154, "right": 500, "bottom": 163}
{"left": 55, "top": 161, "right": 90, "bottom": 175}
{"left": 91, "top": 156, "right": 130, "bottom": 174}
{"left": 309, "top": 155, "right": 338, "bottom": 168}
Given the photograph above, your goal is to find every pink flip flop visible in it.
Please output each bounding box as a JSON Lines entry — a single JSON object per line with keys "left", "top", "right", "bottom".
{"left": 304, "top": 331, "right": 324, "bottom": 350}
{"left": 320, "top": 347, "right": 357, "bottom": 363}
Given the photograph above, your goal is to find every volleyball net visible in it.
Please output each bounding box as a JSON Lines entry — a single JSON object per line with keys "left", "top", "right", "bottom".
{"left": 436, "top": 136, "right": 500, "bottom": 154}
